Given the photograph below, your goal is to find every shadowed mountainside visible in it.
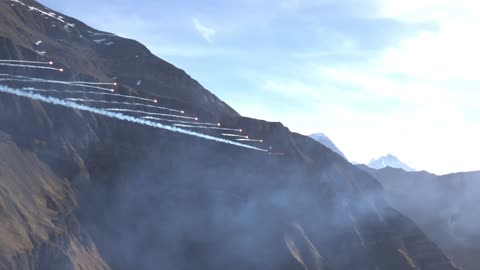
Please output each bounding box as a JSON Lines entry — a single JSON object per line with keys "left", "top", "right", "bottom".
{"left": 359, "top": 165, "right": 480, "bottom": 270}
{"left": 0, "top": 0, "right": 463, "bottom": 269}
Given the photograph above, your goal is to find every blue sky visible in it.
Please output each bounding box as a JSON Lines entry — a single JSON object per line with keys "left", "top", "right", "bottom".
{"left": 38, "top": 0, "right": 480, "bottom": 174}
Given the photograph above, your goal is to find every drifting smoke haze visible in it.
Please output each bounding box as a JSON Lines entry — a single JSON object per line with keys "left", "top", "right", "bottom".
{"left": 78, "top": 132, "right": 385, "bottom": 270}
{"left": 0, "top": 0, "right": 471, "bottom": 268}
{"left": 359, "top": 166, "right": 480, "bottom": 270}
{"left": 0, "top": 82, "right": 435, "bottom": 270}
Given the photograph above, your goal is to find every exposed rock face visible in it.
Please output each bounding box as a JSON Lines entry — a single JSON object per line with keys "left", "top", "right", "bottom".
{"left": 0, "top": 132, "right": 110, "bottom": 270}
{"left": 359, "top": 165, "right": 480, "bottom": 270}
{"left": 0, "top": 0, "right": 462, "bottom": 269}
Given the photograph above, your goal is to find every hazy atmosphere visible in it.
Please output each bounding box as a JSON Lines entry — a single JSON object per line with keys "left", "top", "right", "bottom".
{"left": 2, "top": 1, "right": 480, "bottom": 270}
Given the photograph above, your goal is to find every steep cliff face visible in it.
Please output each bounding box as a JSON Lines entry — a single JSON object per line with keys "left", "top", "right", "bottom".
{"left": 0, "top": 0, "right": 462, "bottom": 270}
{"left": 359, "top": 165, "right": 480, "bottom": 270}
{"left": 0, "top": 132, "right": 110, "bottom": 270}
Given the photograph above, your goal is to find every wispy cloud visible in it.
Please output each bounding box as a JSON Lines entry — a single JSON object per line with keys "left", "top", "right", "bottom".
{"left": 192, "top": 17, "right": 216, "bottom": 43}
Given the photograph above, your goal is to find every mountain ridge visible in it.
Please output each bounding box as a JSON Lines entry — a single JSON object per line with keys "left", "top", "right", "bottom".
{"left": 358, "top": 165, "right": 480, "bottom": 270}
{"left": 0, "top": 1, "right": 461, "bottom": 270}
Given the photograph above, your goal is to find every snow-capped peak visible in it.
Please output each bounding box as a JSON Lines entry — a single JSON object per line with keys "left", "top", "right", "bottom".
{"left": 367, "top": 154, "right": 415, "bottom": 172}
{"left": 309, "top": 133, "right": 347, "bottom": 160}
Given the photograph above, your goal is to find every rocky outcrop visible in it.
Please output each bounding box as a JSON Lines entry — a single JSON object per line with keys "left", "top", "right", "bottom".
{"left": 0, "top": 132, "right": 109, "bottom": 270}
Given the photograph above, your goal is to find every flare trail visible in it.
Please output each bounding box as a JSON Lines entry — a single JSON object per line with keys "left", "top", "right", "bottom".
{"left": 24, "top": 88, "right": 157, "bottom": 103}
{"left": 143, "top": 116, "right": 218, "bottom": 126}
{"left": 0, "top": 60, "right": 53, "bottom": 65}
{"left": 64, "top": 98, "right": 183, "bottom": 113}
{"left": 174, "top": 124, "right": 243, "bottom": 132}
{"left": 0, "top": 85, "right": 266, "bottom": 152}
{"left": 0, "top": 63, "right": 63, "bottom": 72}
{"left": 105, "top": 108, "right": 196, "bottom": 120}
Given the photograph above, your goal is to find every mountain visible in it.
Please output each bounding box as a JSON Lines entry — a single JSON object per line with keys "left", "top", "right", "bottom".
{"left": 368, "top": 154, "right": 415, "bottom": 171}
{"left": 0, "top": 1, "right": 461, "bottom": 270}
{"left": 358, "top": 165, "right": 480, "bottom": 270}
{"left": 309, "top": 133, "right": 347, "bottom": 160}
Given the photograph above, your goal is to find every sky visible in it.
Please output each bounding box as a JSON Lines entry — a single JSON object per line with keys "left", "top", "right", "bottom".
{"left": 38, "top": 0, "right": 480, "bottom": 175}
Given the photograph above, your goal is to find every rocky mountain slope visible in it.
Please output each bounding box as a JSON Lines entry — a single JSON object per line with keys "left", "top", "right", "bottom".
{"left": 359, "top": 165, "right": 480, "bottom": 270}
{"left": 0, "top": 131, "right": 111, "bottom": 270}
{"left": 0, "top": 0, "right": 462, "bottom": 269}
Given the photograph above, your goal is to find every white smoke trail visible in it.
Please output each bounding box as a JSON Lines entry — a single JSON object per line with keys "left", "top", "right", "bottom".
{"left": 25, "top": 88, "right": 157, "bottom": 103}
{"left": 174, "top": 124, "right": 243, "bottom": 132}
{"left": 0, "top": 63, "right": 63, "bottom": 72}
{"left": 0, "top": 85, "right": 267, "bottom": 152}
{"left": 64, "top": 98, "right": 184, "bottom": 113}
{"left": 236, "top": 138, "right": 263, "bottom": 142}
{"left": 0, "top": 78, "right": 114, "bottom": 92}
{"left": 105, "top": 108, "right": 196, "bottom": 120}
{"left": 0, "top": 60, "right": 53, "bottom": 65}
{"left": 142, "top": 116, "right": 218, "bottom": 126}
{"left": 222, "top": 133, "right": 248, "bottom": 138}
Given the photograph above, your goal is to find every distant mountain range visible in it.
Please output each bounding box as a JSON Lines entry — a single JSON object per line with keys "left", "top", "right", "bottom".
{"left": 308, "top": 134, "right": 414, "bottom": 173}
{"left": 368, "top": 154, "right": 415, "bottom": 171}
{"left": 309, "top": 133, "right": 347, "bottom": 159}
{"left": 358, "top": 165, "right": 480, "bottom": 270}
